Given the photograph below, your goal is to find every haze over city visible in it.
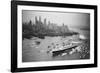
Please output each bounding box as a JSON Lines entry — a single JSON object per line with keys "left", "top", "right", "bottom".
{"left": 22, "top": 10, "right": 90, "bottom": 29}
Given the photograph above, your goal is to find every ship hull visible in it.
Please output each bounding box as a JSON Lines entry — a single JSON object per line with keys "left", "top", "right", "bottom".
{"left": 52, "top": 46, "right": 78, "bottom": 57}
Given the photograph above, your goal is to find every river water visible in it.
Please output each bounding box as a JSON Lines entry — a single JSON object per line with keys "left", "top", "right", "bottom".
{"left": 22, "top": 29, "right": 90, "bottom": 62}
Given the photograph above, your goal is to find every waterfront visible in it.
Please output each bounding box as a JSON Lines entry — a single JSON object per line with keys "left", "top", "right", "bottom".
{"left": 22, "top": 29, "right": 90, "bottom": 62}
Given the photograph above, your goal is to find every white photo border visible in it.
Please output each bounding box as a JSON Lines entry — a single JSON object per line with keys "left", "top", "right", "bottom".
{"left": 17, "top": 5, "right": 94, "bottom": 68}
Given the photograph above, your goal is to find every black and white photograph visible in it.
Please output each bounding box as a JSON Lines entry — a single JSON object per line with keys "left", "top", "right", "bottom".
{"left": 22, "top": 10, "right": 90, "bottom": 62}
{"left": 11, "top": 1, "right": 97, "bottom": 72}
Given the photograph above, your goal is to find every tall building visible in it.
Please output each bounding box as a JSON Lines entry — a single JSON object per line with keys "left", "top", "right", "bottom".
{"left": 44, "top": 18, "right": 47, "bottom": 26}
{"left": 35, "top": 16, "right": 38, "bottom": 25}
{"left": 48, "top": 21, "right": 53, "bottom": 29}
{"left": 39, "top": 16, "right": 42, "bottom": 25}
{"left": 60, "top": 23, "right": 69, "bottom": 33}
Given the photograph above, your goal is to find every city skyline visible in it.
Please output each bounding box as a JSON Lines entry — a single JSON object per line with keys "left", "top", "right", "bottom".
{"left": 22, "top": 10, "right": 90, "bottom": 29}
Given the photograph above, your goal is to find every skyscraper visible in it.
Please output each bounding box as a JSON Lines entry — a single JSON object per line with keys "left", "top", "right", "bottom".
{"left": 35, "top": 16, "right": 38, "bottom": 25}
{"left": 44, "top": 18, "right": 47, "bottom": 26}
{"left": 39, "top": 16, "right": 42, "bottom": 25}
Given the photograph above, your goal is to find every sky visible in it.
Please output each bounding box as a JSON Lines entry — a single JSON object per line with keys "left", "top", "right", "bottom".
{"left": 22, "top": 10, "right": 90, "bottom": 29}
